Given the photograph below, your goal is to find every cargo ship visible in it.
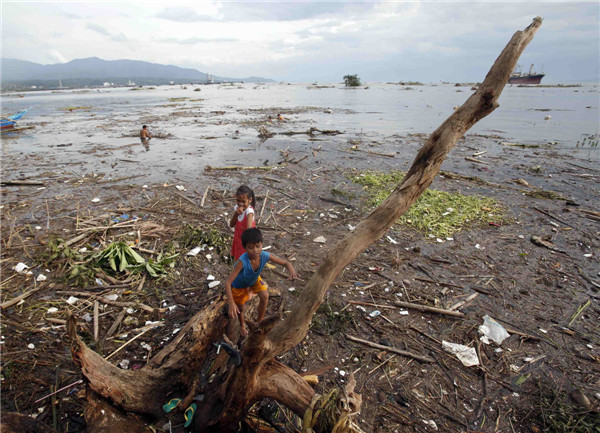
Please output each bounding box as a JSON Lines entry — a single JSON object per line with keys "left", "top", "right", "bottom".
{"left": 508, "top": 64, "right": 545, "bottom": 85}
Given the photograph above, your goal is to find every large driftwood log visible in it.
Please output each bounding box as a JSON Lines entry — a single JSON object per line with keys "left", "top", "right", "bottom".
{"left": 67, "top": 18, "right": 542, "bottom": 433}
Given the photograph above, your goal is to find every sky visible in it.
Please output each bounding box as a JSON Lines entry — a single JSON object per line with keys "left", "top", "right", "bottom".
{"left": 2, "top": 1, "right": 599, "bottom": 83}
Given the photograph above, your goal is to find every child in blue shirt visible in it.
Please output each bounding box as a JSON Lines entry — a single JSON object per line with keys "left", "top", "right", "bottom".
{"left": 225, "top": 228, "right": 298, "bottom": 337}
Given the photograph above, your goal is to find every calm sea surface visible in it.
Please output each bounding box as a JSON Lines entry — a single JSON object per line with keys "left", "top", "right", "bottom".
{"left": 1, "top": 82, "right": 598, "bottom": 181}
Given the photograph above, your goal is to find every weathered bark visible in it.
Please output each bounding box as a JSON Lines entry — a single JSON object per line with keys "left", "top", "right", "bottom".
{"left": 83, "top": 389, "right": 151, "bottom": 433}
{"left": 68, "top": 18, "right": 542, "bottom": 433}
{"left": 67, "top": 296, "right": 229, "bottom": 417}
{"left": 0, "top": 412, "right": 56, "bottom": 433}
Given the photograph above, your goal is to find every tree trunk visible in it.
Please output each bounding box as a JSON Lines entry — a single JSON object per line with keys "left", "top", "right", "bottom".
{"left": 67, "top": 18, "right": 542, "bottom": 433}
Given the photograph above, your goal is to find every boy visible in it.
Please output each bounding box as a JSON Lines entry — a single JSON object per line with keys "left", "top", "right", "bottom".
{"left": 225, "top": 228, "right": 297, "bottom": 336}
{"left": 140, "top": 125, "right": 152, "bottom": 139}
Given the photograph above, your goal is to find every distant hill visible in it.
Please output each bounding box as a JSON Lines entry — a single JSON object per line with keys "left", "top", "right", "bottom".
{"left": 1, "top": 57, "right": 274, "bottom": 90}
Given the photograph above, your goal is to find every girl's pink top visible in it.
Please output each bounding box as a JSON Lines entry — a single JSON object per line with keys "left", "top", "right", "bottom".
{"left": 231, "top": 205, "right": 255, "bottom": 261}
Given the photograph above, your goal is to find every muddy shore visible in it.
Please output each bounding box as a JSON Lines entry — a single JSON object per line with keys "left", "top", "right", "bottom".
{"left": 1, "top": 94, "right": 599, "bottom": 432}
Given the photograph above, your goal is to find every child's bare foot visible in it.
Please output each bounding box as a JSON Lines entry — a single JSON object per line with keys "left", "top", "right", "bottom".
{"left": 240, "top": 323, "right": 248, "bottom": 337}
{"left": 247, "top": 288, "right": 256, "bottom": 300}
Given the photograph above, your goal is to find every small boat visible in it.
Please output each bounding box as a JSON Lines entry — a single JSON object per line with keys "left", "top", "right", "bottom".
{"left": 508, "top": 64, "right": 545, "bottom": 85}
{"left": 1, "top": 108, "right": 31, "bottom": 132}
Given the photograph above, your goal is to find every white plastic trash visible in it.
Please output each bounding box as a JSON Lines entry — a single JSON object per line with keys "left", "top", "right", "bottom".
{"left": 442, "top": 341, "right": 479, "bottom": 367}
{"left": 13, "top": 262, "right": 29, "bottom": 273}
{"left": 36, "top": 274, "right": 47, "bottom": 282}
{"left": 208, "top": 281, "right": 220, "bottom": 289}
{"left": 187, "top": 247, "right": 201, "bottom": 256}
{"left": 369, "top": 310, "right": 381, "bottom": 318}
{"left": 66, "top": 296, "right": 79, "bottom": 305}
{"left": 479, "top": 315, "right": 510, "bottom": 345}
{"left": 313, "top": 236, "right": 326, "bottom": 243}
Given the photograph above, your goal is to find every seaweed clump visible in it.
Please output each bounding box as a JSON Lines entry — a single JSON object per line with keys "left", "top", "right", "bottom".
{"left": 352, "top": 170, "right": 506, "bottom": 238}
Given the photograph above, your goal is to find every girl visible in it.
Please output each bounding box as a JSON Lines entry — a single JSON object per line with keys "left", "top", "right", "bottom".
{"left": 230, "top": 185, "right": 256, "bottom": 261}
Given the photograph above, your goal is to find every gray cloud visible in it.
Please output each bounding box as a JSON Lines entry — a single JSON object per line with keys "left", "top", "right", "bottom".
{"left": 160, "top": 36, "right": 238, "bottom": 45}
{"left": 111, "top": 33, "right": 129, "bottom": 42}
{"left": 86, "top": 23, "right": 129, "bottom": 42}
{"left": 86, "top": 23, "right": 110, "bottom": 36}
{"left": 64, "top": 12, "right": 89, "bottom": 19}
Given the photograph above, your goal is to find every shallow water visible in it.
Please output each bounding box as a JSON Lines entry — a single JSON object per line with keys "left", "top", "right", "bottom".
{"left": 1, "top": 82, "right": 598, "bottom": 183}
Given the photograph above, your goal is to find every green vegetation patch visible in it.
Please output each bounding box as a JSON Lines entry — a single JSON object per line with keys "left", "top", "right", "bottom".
{"left": 524, "top": 381, "right": 600, "bottom": 433}
{"left": 178, "top": 224, "right": 231, "bottom": 261}
{"left": 44, "top": 237, "right": 95, "bottom": 286}
{"left": 92, "top": 241, "right": 178, "bottom": 277}
{"left": 352, "top": 170, "right": 506, "bottom": 238}
{"left": 312, "top": 301, "right": 356, "bottom": 335}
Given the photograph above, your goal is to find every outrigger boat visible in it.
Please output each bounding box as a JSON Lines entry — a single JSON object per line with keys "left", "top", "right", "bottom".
{"left": 1, "top": 108, "right": 33, "bottom": 133}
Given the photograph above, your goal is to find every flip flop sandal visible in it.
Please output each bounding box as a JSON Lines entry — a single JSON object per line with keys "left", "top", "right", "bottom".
{"left": 162, "top": 398, "right": 182, "bottom": 413}
{"left": 220, "top": 342, "right": 242, "bottom": 366}
{"left": 184, "top": 403, "right": 197, "bottom": 428}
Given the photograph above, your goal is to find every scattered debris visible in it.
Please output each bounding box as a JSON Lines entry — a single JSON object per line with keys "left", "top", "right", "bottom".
{"left": 442, "top": 341, "right": 479, "bottom": 367}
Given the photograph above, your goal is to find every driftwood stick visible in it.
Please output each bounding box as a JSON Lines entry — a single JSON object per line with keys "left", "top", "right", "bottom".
{"left": 93, "top": 301, "right": 99, "bottom": 341}
{"left": 0, "top": 286, "right": 43, "bottom": 310}
{"left": 318, "top": 196, "right": 351, "bottom": 207}
{"left": 76, "top": 222, "right": 138, "bottom": 233}
{"left": 368, "top": 354, "right": 396, "bottom": 375}
{"left": 136, "top": 274, "right": 147, "bottom": 292}
{"left": 346, "top": 300, "right": 396, "bottom": 309}
{"left": 351, "top": 149, "right": 396, "bottom": 158}
{"left": 64, "top": 233, "right": 89, "bottom": 247}
{"left": 465, "top": 156, "right": 489, "bottom": 165}
{"left": 440, "top": 170, "right": 527, "bottom": 192}
{"left": 414, "top": 277, "right": 464, "bottom": 289}
{"left": 174, "top": 191, "right": 199, "bottom": 207}
{"left": 394, "top": 300, "right": 465, "bottom": 318}
{"left": 346, "top": 334, "right": 434, "bottom": 363}
{"left": 532, "top": 206, "right": 575, "bottom": 228}
{"left": 103, "top": 309, "right": 126, "bottom": 341}
{"left": 0, "top": 180, "right": 45, "bottom": 186}
{"left": 205, "top": 165, "right": 284, "bottom": 171}
{"left": 57, "top": 291, "right": 167, "bottom": 314}
{"left": 200, "top": 186, "right": 210, "bottom": 207}
{"left": 105, "top": 324, "right": 162, "bottom": 360}
{"left": 259, "top": 190, "right": 269, "bottom": 224}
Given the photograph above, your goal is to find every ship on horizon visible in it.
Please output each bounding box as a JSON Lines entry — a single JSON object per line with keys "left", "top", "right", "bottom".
{"left": 508, "top": 63, "right": 545, "bottom": 85}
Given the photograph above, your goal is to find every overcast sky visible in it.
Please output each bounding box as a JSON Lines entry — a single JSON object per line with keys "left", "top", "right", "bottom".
{"left": 2, "top": 1, "right": 599, "bottom": 83}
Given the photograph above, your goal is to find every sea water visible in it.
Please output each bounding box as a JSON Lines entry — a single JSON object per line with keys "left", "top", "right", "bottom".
{"left": 1, "top": 82, "right": 598, "bottom": 181}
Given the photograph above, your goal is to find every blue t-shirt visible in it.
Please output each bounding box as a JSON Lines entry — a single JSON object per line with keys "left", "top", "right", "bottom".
{"left": 232, "top": 251, "right": 270, "bottom": 289}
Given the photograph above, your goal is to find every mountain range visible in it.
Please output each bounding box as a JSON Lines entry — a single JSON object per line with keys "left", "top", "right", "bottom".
{"left": 1, "top": 57, "right": 273, "bottom": 90}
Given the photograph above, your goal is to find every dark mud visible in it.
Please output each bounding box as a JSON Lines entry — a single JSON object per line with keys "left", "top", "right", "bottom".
{"left": 1, "top": 96, "right": 599, "bottom": 432}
